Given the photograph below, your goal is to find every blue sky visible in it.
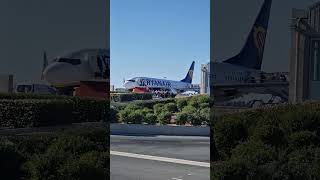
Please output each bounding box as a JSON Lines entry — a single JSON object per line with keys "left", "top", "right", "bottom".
{"left": 110, "top": 0, "right": 210, "bottom": 88}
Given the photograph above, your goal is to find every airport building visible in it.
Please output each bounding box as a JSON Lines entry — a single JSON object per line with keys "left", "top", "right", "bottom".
{"left": 290, "top": 3, "right": 320, "bottom": 103}
{"left": 200, "top": 63, "right": 210, "bottom": 94}
{"left": 0, "top": 74, "right": 14, "bottom": 93}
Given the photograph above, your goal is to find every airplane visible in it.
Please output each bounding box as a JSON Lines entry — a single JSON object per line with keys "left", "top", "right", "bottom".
{"left": 123, "top": 61, "right": 195, "bottom": 94}
{"left": 42, "top": 48, "right": 109, "bottom": 94}
{"left": 212, "top": 0, "right": 273, "bottom": 87}
{"left": 211, "top": 0, "right": 289, "bottom": 105}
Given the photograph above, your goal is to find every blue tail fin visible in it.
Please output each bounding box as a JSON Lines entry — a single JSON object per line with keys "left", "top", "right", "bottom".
{"left": 223, "top": 0, "right": 272, "bottom": 70}
{"left": 181, "top": 61, "right": 195, "bottom": 83}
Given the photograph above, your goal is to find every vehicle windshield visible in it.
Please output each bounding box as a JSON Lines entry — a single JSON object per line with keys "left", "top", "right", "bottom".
{"left": 16, "top": 85, "right": 32, "bottom": 93}
{"left": 56, "top": 58, "right": 81, "bottom": 65}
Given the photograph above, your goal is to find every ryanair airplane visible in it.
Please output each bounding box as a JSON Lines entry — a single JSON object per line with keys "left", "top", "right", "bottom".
{"left": 124, "top": 61, "right": 195, "bottom": 94}
{"left": 42, "top": 48, "right": 109, "bottom": 94}
{"left": 212, "top": 0, "right": 272, "bottom": 86}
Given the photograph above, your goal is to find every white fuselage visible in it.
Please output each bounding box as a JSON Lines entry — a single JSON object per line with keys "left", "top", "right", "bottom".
{"left": 124, "top": 77, "right": 191, "bottom": 91}
{"left": 43, "top": 49, "right": 109, "bottom": 88}
{"left": 212, "top": 62, "right": 262, "bottom": 86}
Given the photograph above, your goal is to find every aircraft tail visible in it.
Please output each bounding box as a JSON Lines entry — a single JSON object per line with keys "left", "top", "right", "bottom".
{"left": 41, "top": 50, "right": 48, "bottom": 80}
{"left": 223, "top": 0, "right": 272, "bottom": 70}
{"left": 181, "top": 61, "right": 195, "bottom": 83}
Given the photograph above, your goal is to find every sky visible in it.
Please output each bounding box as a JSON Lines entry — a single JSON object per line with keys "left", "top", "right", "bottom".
{"left": 0, "top": 0, "right": 318, "bottom": 87}
{"left": 0, "top": 0, "right": 108, "bottom": 83}
{"left": 110, "top": 0, "right": 210, "bottom": 88}
{"left": 213, "top": 0, "right": 319, "bottom": 73}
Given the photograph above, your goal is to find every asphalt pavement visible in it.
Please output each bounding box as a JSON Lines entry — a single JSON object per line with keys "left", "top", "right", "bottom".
{"left": 110, "top": 135, "right": 210, "bottom": 180}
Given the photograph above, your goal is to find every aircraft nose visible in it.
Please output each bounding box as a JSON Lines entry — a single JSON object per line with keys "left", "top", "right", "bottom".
{"left": 43, "top": 63, "right": 67, "bottom": 86}
{"left": 123, "top": 81, "right": 134, "bottom": 89}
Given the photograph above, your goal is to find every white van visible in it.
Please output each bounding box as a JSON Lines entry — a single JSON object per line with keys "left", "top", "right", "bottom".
{"left": 15, "top": 83, "right": 57, "bottom": 95}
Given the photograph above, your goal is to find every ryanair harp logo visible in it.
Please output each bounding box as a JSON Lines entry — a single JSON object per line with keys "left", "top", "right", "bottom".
{"left": 253, "top": 26, "right": 266, "bottom": 58}
{"left": 188, "top": 70, "right": 194, "bottom": 78}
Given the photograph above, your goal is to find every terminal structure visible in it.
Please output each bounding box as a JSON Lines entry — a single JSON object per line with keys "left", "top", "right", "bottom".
{"left": 200, "top": 63, "right": 210, "bottom": 94}
{"left": 290, "top": 3, "right": 320, "bottom": 103}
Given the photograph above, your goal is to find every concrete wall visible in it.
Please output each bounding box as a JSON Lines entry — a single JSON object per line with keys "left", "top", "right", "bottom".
{"left": 110, "top": 124, "right": 210, "bottom": 137}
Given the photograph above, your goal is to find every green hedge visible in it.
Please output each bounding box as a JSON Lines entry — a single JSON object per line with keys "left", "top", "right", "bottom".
{"left": 112, "top": 98, "right": 175, "bottom": 110}
{"left": 211, "top": 103, "right": 320, "bottom": 179}
{"left": 115, "top": 96, "right": 211, "bottom": 125}
{"left": 0, "top": 99, "right": 109, "bottom": 128}
{"left": 0, "top": 128, "right": 108, "bottom": 180}
{"left": 0, "top": 93, "right": 72, "bottom": 100}
{"left": 111, "top": 93, "right": 152, "bottom": 102}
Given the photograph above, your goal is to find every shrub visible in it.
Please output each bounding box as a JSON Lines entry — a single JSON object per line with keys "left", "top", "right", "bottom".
{"left": 0, "top": 99, "right": 74, "bottom": 128}
{"left": 251, "top": 125, "right": 286, "bottom": 148}
{"left": 189, "top": 111, "right": 203, "bottom": 126}
{"left": 188, "top": 97, "right": 200, "bottom": 108}
{"left": 0, "top": 127, "right": 108, "bottom": 180}
{"left": 0, "top": 97, "right": 109, "bottom": 128}
{"left": 214, "top": 115, "right": 247, "bottom": 159}
{"left": 182, "top": 105, "right": 197, "bottom": 114}
{"left": 24, "top": 134, "right": 107, "bottom": 180}
{"left": 134, "top": 98, "right": 175, "bottom": 109}
{"left": 289, "top": 131, "right": 320, "bottom": 148}
{"left": 0, "top": 140, "right": 24, "bottom": 180}
{"left": 126, "top": 111, "right": 144, "bottom": 124}
{"left": 211, "top": 160, "right": 248, "bottom": 180}
{"left": 111, "top": 93, "right": 152, "bottom": 102}
{"left": 200, "top": 103, "right": 210, "bottom": 109}
{"left": 118, "top": 104, "right": 140, "bottom": 123}
{"left": 57, "top": 151, "right": 109, "bottom": 180}
{"left": 76, "top": 151, "right": 109, "bottom": 179}
{"left": 157, "top": 112, "right": 172, "bottom": 125}
{"left": 181, "top": 105, "right": 204, "bottom": 125}
{"left": 230, "top": 140, "right": 276, "bottom": 166}
{"left": 144, "top": 113, "right": 157, "bottom": 125}
{"left": 200, "top": 107, "right": 210, "bottom": 123}
{"left": 197, "top": 95, "right": 210, "bottom": 104}
{"left": 164, "top": 103, "right": 178, "bottom": 113}
{"left": 123, "top": 104, "right": 140, "bottom": 111}
{"left": 141, "top": 108, "right": 153, "bottom": 116}
{"left": 154, "top": 104, "right": 164, "bottom": 115}
{"left": 286, "top": 147, "right": 320, "bottom": 179}
{"left": 176, "top": 112, "right": 188, "bottom": 125}
{"left": 212, "top": 103, "right": 320, "bottom": 180}
{"left": 212, "top": 140, "right": 276, "bottom": 180}
{"left": 71, "top": 98, "right": 109, "bottom": 123}
{"left": 0, "top": 93, "right": 70, "bottom": 100}
{"left": 176, "top": 98, "right": 188, "bottom": 111}
{"left": 110, "top": 106, "right": 119, "bottom": 123}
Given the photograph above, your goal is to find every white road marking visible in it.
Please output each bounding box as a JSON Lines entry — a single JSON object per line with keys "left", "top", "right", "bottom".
{"left": 171, "top": 178, "right": 183, "bottom": 180}
{"left": 110, "top": 150, "right": 210, "bottom": 168}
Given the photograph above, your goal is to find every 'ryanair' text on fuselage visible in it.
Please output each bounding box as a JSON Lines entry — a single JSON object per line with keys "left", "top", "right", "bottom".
{"left": 139, "top": 79, "right": 172, "bottom": 88}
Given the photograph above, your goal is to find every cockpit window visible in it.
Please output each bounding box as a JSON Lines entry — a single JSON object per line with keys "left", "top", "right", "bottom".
{"left": 127, "top": 79, "right": 135, "bottom": 82}
{"left": 57, "top": 58, "right": 81, "bottom": 65}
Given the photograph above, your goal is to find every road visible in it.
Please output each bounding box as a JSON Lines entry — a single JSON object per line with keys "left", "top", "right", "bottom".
{"left": 110, "top": 135, "right": 210, "bottom": 180}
